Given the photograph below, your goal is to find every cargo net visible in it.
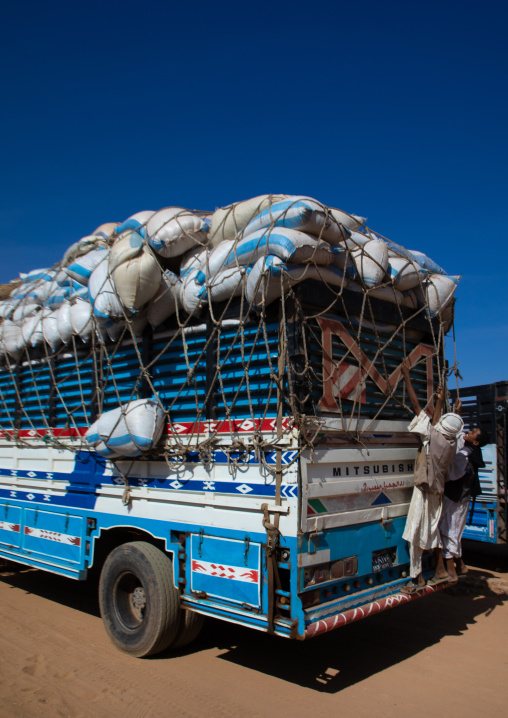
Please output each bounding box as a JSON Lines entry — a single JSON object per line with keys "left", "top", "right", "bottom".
{"left": 0, "top": 195, "right": 459, "bottom": 481}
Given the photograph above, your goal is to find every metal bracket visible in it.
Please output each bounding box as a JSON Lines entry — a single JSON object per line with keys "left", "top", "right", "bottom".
{"left": 309, "top": 529, "right": 323, "bottom": 555}
{"left": 197, "top": 528, "right": 204, "bottom": 558}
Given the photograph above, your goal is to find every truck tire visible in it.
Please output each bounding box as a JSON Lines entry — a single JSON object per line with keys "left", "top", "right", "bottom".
{"left": 172, "top": 609, "right": 205, "bottom": 649}
{"left": 99, "top": 541, "right": 181, "bottom": 657}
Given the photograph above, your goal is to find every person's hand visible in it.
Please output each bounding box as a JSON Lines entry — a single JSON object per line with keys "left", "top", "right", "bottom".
{"left": 454, "top": 398, "right": 462, "bottom": 413}
{"left": 436, "top": 384, "right": 444, "bottom": 401}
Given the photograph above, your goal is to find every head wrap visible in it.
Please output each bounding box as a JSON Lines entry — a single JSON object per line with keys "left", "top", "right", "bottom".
{"left": 435, "top": 412, "right": 464, "bottom": 439}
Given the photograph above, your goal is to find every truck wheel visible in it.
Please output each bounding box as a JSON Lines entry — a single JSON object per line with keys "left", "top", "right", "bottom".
{"left": 99, "top": 541, "right": 181, "bottom": 657}
{"left": 172, "top": 610, "right": 205, "bottom": 649}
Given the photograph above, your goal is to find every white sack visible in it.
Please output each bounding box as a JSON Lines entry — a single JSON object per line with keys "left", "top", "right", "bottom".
{"left": 408, "top": 250, "right": 446, "bottom": 276}
{"left": 329, "top": 208, "right": 365, "bottom": 232}
{"left": 84, "top": 398, "right": 165, "bottom": 458}
{"left": 109, "top": 240, "right": 162, "bottom": 311}
{"left": 348, "top": 281, "right": 416, "bottom": 309}
{"left": 45, "top": 287, "right": 73, "bottom": 310}
{"left": 146, "top": 208, "right": 209, "bottom": 258}
{"left": 180, "top": 268, "right": 205, "bottom": 316}
{"left": 18, "top": 275, "right": 59, "bottom": 304}
{"left": 246, "top": 256, "right": 347, "bottom": 309}
{"left": 0, "top": 320, "right": 24, "bottom": 359}
{"left": 92, "top": 440, "right": 122, "bottom": 459}
{"left": 179, "top": 245, "right": 207, "bottom": 275}
{"left": 199, "top": 266, "right": 252, "bottom": 305}
{"left": 18, "top": 268, "right": 51, "bottom": 283}
{"left": 70, "top": 286, "right": 89, "bottom": 301}
{"left": 416, "top": 274, "right": 460, "bottom": 317}
{"left": 200, "top": 240, "right": 236, "bottom": 277}
{"left": 55, "top": 271, "right": 81, "bottom": 289}
{"left": 179, "top": 241, "right": 237, "bottom": 315}
{"left": 243, "top": 196, "right": 348, "bottom": 244}
{"left": 83, "top": 419, "right": 121, "bottom": 459}
{"left": 88, "top": 255, "right": 125, "bottom": 322}
{"left": 222, "top": 228, "right": 333, "bottom": 269}
{"left": 0, "top": 300, "right": 16, "bottom": 319}
{"left": 14, "top": 270, "right": 55, "bottom": 302}
{"left": 210, "top": 194, "right": 287, "bottom": 246}
{"left": 57, "top": 301, "right": 74, "bottom": 344}
{"left": 21, "top": 311, "right": 48, "bottom": 348}
{"left": 70, "top": 298, "right": 93, "bottom": 342}
{"left": 351, "top": 239, "right": 389, "bottom": 288}
{"left": 147, "top": 271, "right": 181, "bottom": 328}
{"left": 41, "top": 311, "right": 62, "bottom": 351}
{"left": 343, "top": 231, "right": 371, "bottom": 250}
{"left": 92, "top": 222, "right": 120, "bottom": 239}
{"left": 62, "top": 236, "right": 109, "bottom": 267}
{"left": 108, "top": 231, "right": 145, "bottom": 271}
{"left": 114, "top": 211, "right": 155, "bottom": 238}
{"left": 64, "top": 247, "right": 109, "bottom": 286}
{"left": 388, "top": 257, "right": 426, "bottom": 291}
{"left": 12, "top": 302, "right": 41, "bottom": 323}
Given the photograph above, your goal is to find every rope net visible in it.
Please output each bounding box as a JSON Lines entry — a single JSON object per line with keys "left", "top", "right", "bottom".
{"left": 0, "top": 195, "right": 458, "bottom": 483}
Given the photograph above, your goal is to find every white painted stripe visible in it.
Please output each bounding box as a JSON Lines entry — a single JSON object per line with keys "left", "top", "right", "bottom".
{"left": 191, "top": 559, "right": 258, "bottom": 583}
{"left": 0, "top": 521, "right": 20, "bottom": 533}
{"left": 24, "top": 526, "right": 81, "bottom": 546}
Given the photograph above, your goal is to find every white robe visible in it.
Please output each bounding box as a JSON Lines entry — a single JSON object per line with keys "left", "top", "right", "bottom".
{"left": 403, "top": 486, "right": 442, "bottom": 578}
{"left": 402, "top": 411, "right": 458, "bottom": 578}
{"left": 440, "top": 495, "right": 469, "bottom": 559}
{"left": 440, "top": 431, "right": 470, "bottom": 558}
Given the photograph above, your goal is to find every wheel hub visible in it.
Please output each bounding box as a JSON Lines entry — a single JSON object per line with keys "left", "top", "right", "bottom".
{"left": 131, "top": 586, "right": 146, "bottom": 613}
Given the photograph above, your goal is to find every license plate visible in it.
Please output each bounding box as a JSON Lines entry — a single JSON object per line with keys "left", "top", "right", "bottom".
{"left": 372, "top": 547, "right": 396, "bottom": 573}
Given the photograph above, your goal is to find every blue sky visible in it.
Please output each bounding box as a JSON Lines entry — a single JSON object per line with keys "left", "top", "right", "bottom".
{"left": 0, "top": 0, "right": 506, "bottom": 388}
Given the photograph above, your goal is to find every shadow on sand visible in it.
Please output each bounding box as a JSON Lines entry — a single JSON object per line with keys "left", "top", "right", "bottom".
{"left": 1, "top": 542, "right": 507, "bottom": 694}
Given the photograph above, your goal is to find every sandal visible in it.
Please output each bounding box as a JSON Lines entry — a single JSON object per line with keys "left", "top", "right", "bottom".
{"left": 427, "top": 575, "right": 451, "bottom": 586}
{"left": 400, "top": 581, "right": 425, "bottom": 595}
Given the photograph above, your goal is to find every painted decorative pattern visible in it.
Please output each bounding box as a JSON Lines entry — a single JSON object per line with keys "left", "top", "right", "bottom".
{"left": 0, "top": 521, "right": 20, "bottom": 533}
{"left": 305, "top": 582, "right": 450, "bottom": 637}
{"left": 24, "top": 526, "right": 81, "bottom": 546}
{"left": 191, "top": 559, "right": 259, "bottom": 583}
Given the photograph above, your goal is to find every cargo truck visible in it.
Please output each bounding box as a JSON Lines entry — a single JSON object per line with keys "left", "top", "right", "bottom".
{"left": 0, "top": 281, "right": 454, "bottom": 656}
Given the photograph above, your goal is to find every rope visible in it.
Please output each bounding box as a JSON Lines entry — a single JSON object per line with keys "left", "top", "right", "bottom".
{"left": 0, "top": 197, "right": 454, "bottom": 484}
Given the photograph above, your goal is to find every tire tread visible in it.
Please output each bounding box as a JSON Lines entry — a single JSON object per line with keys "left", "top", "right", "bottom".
{"left": 99, "top": 541, "right": 181, "bottom": 658}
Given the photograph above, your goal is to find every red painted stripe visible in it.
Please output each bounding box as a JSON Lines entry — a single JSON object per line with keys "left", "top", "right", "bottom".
{"left": 1, "top": 417, "right": 292, "bottom": 441}
{"left": 305, "top": 581, "right": 452, "bottom": 638}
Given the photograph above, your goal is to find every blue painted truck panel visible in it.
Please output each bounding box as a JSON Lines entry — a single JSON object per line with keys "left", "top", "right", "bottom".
{"left": 450, "top": 382, "right": 507, "bottom": 544}
{"left": 0, "top": 300, "right": 447, "bottom": 641}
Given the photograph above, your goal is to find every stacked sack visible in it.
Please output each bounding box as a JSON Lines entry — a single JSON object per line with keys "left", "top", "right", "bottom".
{"left": 177, "top": 194, "right": 458, "bottom": 322}
{"left": 85, "top": 398, "right": 165, "bottom": 458}
{"left": 0, "top": 195, "right": 459, "bottom": 362}
{"left": 0, "top": 222, "right": 114, "bottom": 359}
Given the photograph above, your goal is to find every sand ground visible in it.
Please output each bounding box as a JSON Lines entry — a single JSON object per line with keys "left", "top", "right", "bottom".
{"left": 1, "top": 541, "right": 507, "bottom": 718}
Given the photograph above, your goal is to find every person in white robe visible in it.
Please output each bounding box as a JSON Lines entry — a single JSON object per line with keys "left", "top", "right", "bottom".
{"left": 399, "top": 364, "right": 463, "bottom": 594}
{"left": 434, "top": 424, "right": 489, "bottom": 582}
